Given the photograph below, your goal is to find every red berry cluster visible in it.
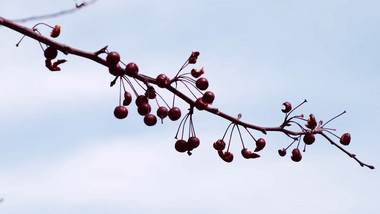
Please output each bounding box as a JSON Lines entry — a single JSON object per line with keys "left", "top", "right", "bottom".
{"left": 15, "top": 22, "right": 66, "bottom": 71}
{"left": 277, "top": 100, "right": 352, "bottom": 163}
{"left": 105, "top": 50, "right": 358, "bottom": 166}
{"left": 173, "top": 109, "right": 200, "bottom": 155}
{"left": 8, "top": 17, "right": 372, "bottom": 168}
{"left": 108, "top": 50, "right": 196, "bottom": 129}
{"left": 212, "top": 120, "right": 266, "bottom": 163}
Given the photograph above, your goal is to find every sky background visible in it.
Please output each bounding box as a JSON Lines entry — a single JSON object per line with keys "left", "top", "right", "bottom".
{"left": 0, "top": 0, "right": 379, "bottom": 213}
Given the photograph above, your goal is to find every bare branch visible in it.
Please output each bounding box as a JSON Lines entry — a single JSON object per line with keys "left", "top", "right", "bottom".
{"left": 0, "top": 16, "right": 374, "bottom": 169}
{"left": 9, "top": 0, "right": 98, "bottom": 23}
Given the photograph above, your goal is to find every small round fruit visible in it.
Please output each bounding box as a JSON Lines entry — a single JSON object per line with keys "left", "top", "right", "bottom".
{"left": 114, "top": 106, "right": 128, "bottom": 119}
{"left": 156, "top": 74, "right": 170, "bottom": 88}
{"left": 241, "top": 148, "right": 251, "bottom": 159}
{"left": 188, "top": 56, "right": 197, "bottom": 64}
{"left": 106, "top": 52, "right": 120, "bottom": 66}
{"left": 137, "top": 103, "right": 151, "bottom": 116}
{"left": 195, "top": 98, "right": 208, "bottom": 110}
{"left": 44, "top": 47, "right": 58, "bottom": 59}
{"left": 187, "top": 137, "right": 200, "bottom": 150}
{"left": 191, "top": 68, "right": 204, "bottom": 78}
{"left": 202, "top": 91, "right": 215, "bottom": 104}
{"left": 303, "top": 133, "right": 315, "bottom": 145}
{"left": 124, "top": 62, "right": 139, "bottom": 77}
{"left": 145, "top": 86, "right": 156, "bottom": 99}
{"left": 50, "top": 25, "right": 61, "bottom": 38}
{"left": 241, "top": 148, "right": 260, "bottom": 159}
{"left": 306, "top": 114, "right": 317, "bottom": 129}
{"left": 278, "top": 149, "right": 287, "bottom": 157}
{"left": 123, "top": 91, "right": 132, "bottom": 106}
{"left": 195, "top": 78, "right": 209, "bottom": 91}
{"left": 168, "top": 107, "right": 181, "bottom": 121}
{"left": 144, "top": 114, "right": 157, "bottom": 126}
{"left": 135, "top": 95, "right": 148, "bottom": 106}
{"left": 340, "top": 133, "right": 351, "bottom": 146}
{"left": 291, "top": 148, "right": 302, "bottom": 162}
{"left": 175, "top": 140, "right": 188, "bottom": 153}
{"left": 213, "top": 139, "right": 226, "bottom": 150}
{"left": 254, "top": 138, "right": 266, "bottom": 152}
{"left": 282, "top": 102, "right": 292, "bottom": 113}
{"left": 109, "top": 64, "right": 124, "bottom": 76}
{"left": 157, "top": 106, "right": 169, "bottom": 120}
{"left": 223, "top": 151, "right": 234, "bottom": 163}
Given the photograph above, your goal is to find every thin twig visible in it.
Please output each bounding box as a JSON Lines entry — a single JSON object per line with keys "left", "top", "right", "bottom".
{"left": 10, "top": 0, "right": 99, "bottom": 23}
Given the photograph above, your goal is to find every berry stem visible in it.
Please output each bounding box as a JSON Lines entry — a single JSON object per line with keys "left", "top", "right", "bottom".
{"left": 174, "top": 59, "right": 190, "bottom": 78}
{"left": 321, "top": 111, "right": 346, "bottom": 128}
{"left": 244, "top": 127, "right": 257, "bottom": 142}
{"left": 320, "top": 132, "right": 374, "bottom": 169}
{"left": 226, "top": 124, "right": 236, "bottom": 152}
{"left": 236, "top": 125, "right": 245, "bottom": 149}
{"left": 118, "top": 77, "right": 122, "bottom": 106}
{"left": 286, "top": 99, "right": 307, "bottom": 118}
{"left": 122, "top": 76, "right": 139, "bottom": 97}
{"left": 222, "top": 122, "right": 235, "bottom": 140}
{"left": 178, "top": 79, "right": 198, "bottom": 99}
{"left": 285, "top": 138, "right": 298, "bottom": 150}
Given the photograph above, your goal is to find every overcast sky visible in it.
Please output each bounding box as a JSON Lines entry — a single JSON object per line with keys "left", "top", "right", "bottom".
{"left": 0, "top": 0, "right": 379, "bottom": 213}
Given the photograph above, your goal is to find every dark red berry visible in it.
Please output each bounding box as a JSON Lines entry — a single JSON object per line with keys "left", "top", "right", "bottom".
{"left": 168, "top": 107, "right": 181, "bottom": 121}
{"left": 114, "top": 106, "right": 128, "bottom": 119}
{"left": 156, "top": 74, "right": 170, "bottom": 88}
{"left": 145, "top": 86, "right": 156, "bottom": 99}
{"left": 195, "top": 78, "right": 209, "bottom": 91}
{"left": 222, "top": 151, "right": 234, "bottom": 163}
{"left": 254, "top": 138, "right": 266, "bottom": 152}
{"left": 241, "top": 148, "right": 251, "bottom": 159}
{"left": 202, "top": 91, "right": 215, "bottom": 104}
{"left": 189, "top": 57, "right": 197, "bottom": 64}
{"left": 109, "top": 64, "right": 124, "bottom": 76}
{"left": 123, "top": 91, "right": 132, "bottom": 106}
{"left": 106, "top": 52, "right": 120, "bottom": 66}
{"left": 305, "top": 114, "right": 317, "bottom": 130}
{"left": 175, "top": 140, "right": 188, "bottom": 153}
{"left": 135, "top": 95, "right": 148, "bottom": 106}
{"left": 282, "top": 102, "right": 292, "bottom": 113}
{"left": 50, "top": 25, "right": 61, "bottom": 38}
{"left": 241, "top": 148, "right": 260, "bottom": 159}
{"left": 144, "top": 114, "right": 157, "bottom": 126}
{"left": 195, "top": 98, "right": 208, "bottom": 110}
{"left": 187, "top": 137, "right": 200, "bottom": 150}
{"left": 44, "top": 47, "right": 58, "bottom": 60}
{"left": 191, "top": 68, "right": 204, "bottom": 78}
{"left": 124, "top": 62, "right": 139, "bottom": 77}
{"left": 188, "top": 52, "right": 200, "bottom": 64}
{"left": 340, "top": 133, "right": 351, "bottom": 146}
{"left": 191, "top": 51, "right": 200, "bottom": 57}
{"left": 291, "top": 148, "right": 302, "bottom": 162}
{"left": 213, "top": 139, "right": 226, "bottom": 150}
{"left": 303, "top": 133, "right": 315, "bottom": 145}
{"left": 278, "top": 149, "right": 286, "bottom": 157}
{"left": 137, "top": 103, "right": 151, "bottom": 116}
{"left": 157, "top": 106, "right": 169, "bottom": 120}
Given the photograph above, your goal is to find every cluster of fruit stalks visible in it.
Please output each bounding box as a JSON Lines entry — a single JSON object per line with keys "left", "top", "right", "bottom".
{"left": 104, "top": 51, "right": 359, "bottom": 165}
{"left": 3, "top": 17, "right": 374, "bottom": 169}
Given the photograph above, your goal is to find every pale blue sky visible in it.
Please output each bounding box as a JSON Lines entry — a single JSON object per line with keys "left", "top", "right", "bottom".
{"left": 0, "top": 0, "right": 379, "bottom": 213}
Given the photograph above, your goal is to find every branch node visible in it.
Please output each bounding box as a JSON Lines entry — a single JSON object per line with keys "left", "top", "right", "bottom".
{"left": 95, "top": 45, "right": 108, "bottom": 56}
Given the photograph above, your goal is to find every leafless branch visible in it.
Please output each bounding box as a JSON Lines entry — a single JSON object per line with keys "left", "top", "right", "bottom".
{"left": 0, "top": 16, "right": 374, "bottom": 169}
{"left": 9, "top": 0, "right": 98, "bottom": 23}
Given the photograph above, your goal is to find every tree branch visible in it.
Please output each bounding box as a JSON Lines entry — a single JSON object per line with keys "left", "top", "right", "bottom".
{"left": 9, "top": 0, "right": 99, "bottom": 23}
{"left": 0, "top": 16, "right": 374, "bottom": 169}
